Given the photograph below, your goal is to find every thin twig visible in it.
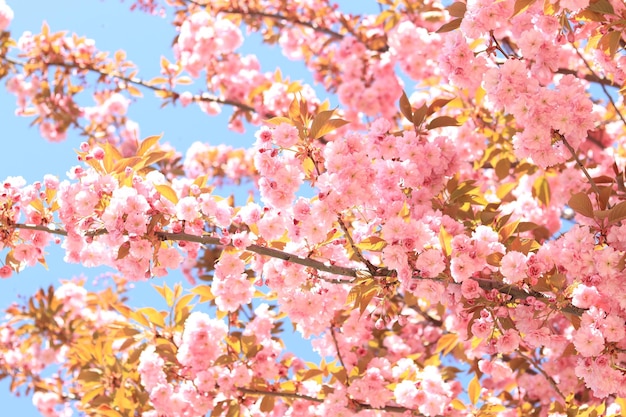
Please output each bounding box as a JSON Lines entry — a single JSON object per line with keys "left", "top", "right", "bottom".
{"left": 330, "top": 326, "right": 350, "bottom": 386}
{"left": 337, "top": 217, "right": 377, "bottom": 273}
{"left": 559, "top": 133, "right": 603, "bottom": 199}
{"left": 570, "top": 45, "right": 626, "bottom": 127}
{"left": 517, "top": 351, "right": 566, "bottom": 401}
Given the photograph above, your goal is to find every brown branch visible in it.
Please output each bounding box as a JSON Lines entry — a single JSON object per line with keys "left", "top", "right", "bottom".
{"left": 570, "top": 45, "right": 626, "bottom": 127}
{"left": 337, "top": 217, "right": 377, "bottom": 273}
{"left": 6, "top": 223, "right": 587, "bottom": 316}
{"left": 555, "top": 68, "right": 619, "bottom": 88}
{"left": 237, "top": 387, "right": 417, "bottom": 414}
{"left": 410, "top": 305, "right": 443, "bottom": 327}
{"left": 472, "top": 278, "right": 584, "bottom": 316}
{"left": 329, "top": 326, "right": 350, "bottom": 386}
{"left": 1, "top": 56, "right": 262, "bottom": 116}
{"left": 7, "top": 223, "right": 358, "bottom": 281}
{"left": 162, "top": 231, "right": 358, "bottom": 281}
{"left": 517, "top": 351, "right": 566, "bottom": 401}
{"left": 559, "top": 133, "right": 603, "bottom": 200}
{"left": 182, "top": 0, "right": 344, "bottom": 40}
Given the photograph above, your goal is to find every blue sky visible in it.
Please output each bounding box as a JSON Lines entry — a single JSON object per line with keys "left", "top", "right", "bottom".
{"left": 0, "top": 0, "right": 357, "bottom": 414}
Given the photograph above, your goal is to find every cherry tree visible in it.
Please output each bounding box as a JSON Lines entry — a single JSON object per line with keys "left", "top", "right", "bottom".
{"left": 1, "top": 0, "right": 626, "bottom": 415}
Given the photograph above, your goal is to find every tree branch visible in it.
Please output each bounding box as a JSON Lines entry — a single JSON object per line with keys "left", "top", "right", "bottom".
{"left": 182, "top": 0, "right": 344, "bottom": 40}
{"left": 1, "top": 55, "right": 262, "bottom": 116}
{"left": 5, "top": 223, "right": 586, "bottom": 316}
{"left": 559, "top": 133, "right": 603, "bottom": 200}
{"left": 237, "top": 387, "right": 417, "bottom": 414}
{"left": 517, "top": 351, "right": 566, "bottom": 401}
{"left": 570, "top": 44, "right": 626, "bottom": 128}
{"left": 555, "top": 68, "right": 619, "bottom": 88}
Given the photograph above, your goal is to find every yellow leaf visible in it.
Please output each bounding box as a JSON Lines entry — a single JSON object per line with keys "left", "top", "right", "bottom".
{"left": 176, "top": 76, "right": 193, "bottom": 85}
{"left": 302, "top": 157, "right": 316, "bottom": 176}
{"left": 312, "top": 118, "right": 350, "bottom": 140}
{"left": 155, "top": 184, "right": 179, "bottom": 204}
{"left": 95, "top": 406, "right": 124, "bottom": 417}
{"left": 468, "top": 375, "right": 481, "bottom": 405}
{"left": 309, "top": 109, "right": 336, "bottom": 139}
{"left": 499, "top": 219, "right": 520, "bottom": 241}
{"left": 439, "top": 225, "right": 452, "bottom": 257}
{"left": 140, "top": 307, "right": 167, "bottom": 328}
{"left": 543, "top": 0, "right": 559, "bottom": 15}
{"left": 266, "top": 116, "right": 292, "bottom": 125}
{"left": 512, "top": 0, "right": 537, "bottom": 17}
{"left": 146, "top": 76, "right": 167, "bottom": 86}
{"left": 533, "top": 176, "right": 551, "bottom": 206}
{"left": 127, "top": 85, "right": 143, "bottom": 97}
{"left": 191, "top": 285, "right": 214, "bottom": 303}
{"left": 137, "top": 134, "right": 162, "bottom": 157}
{"left": 29, "top": 199, "right": 44, "bottom": 214}
{"left": 280, "top": 380, "right": 296, "bottom": 392}
{"left": 355, "top": 236, "right": 387, "bottom": 252}
{"left": 451, "top": 398, "right": 467, "bottom": 410}
{"left": 435, "top": 333, "right": 458, "bottom": 354}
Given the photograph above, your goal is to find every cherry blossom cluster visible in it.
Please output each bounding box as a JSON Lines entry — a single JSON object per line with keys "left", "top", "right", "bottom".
{"left": 183, "top": 141, "right": 257, "bottom": 186}
{"left": 0, "top": 0, "right": 12, "bottom": 32}
{"left": 4, "top": 0, "right": 626, "bottom": 414}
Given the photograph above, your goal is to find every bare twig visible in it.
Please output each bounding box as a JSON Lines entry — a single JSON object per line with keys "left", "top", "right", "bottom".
{"left": 182, "top": 0, "right": 344, "bottom": 39}
{"left": 570, "top": 45, "right": 626, "bottom": 127}
{"left": 329, "top": 326, "right": 350, "bottom": 386}
{"left": 517, "top": 351, "right": 566, "bottom": 401}
{"left": 559, "top": 133, "right": 603, "bottom": 200}
{"left": 337, "top": 217, "right": 377, "bottom": 273}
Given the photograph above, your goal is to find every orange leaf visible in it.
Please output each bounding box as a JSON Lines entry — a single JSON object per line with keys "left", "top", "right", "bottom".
{"left": 468, "top": 375, "right": 481, "bottom": 405}
{"left": 568, "top": 192, "right": 594, "bottom": 218}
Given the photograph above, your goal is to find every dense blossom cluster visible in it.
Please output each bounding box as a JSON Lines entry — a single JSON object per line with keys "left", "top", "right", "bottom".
{"left": 2, "top": 0, "right": 626, "bottom": 416}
